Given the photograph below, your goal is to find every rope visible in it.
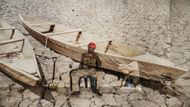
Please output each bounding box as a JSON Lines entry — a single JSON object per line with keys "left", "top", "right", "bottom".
{"left": 45, "top": 36, "right": 48, "bottom": 47}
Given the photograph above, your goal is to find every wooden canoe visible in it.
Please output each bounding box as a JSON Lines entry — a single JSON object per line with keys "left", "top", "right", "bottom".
{"left": 19, "top": 15, "right": 187, "bottom": 82}
{"left": 0, "top": 20, "right": 41, "bottom": 86}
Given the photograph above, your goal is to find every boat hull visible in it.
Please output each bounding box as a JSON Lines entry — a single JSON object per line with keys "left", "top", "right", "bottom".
{"left": 0, "top": 20, "right": 41, "bottom": 86}
{"left": 0, "top": 62, "right": 39, "bottom": 86}
{"left": 20, "top": 15, "right": 187, "bottom": 82}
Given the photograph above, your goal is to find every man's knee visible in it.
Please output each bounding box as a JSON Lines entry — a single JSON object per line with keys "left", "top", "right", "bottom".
{"left": 70, "top": 69, "right": 81, "bottom": 75}
{"left": 70, "top": 68, "right": 80, "bottom": 74}
{"left": 94, "top": 71, "right": 104, "bottom": 78}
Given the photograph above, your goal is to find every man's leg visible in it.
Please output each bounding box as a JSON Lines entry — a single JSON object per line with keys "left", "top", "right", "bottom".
{"left": 90, "top": 76, "right": 97, "bottom": 93}
{"left": 127, "top": 77, "right": 134, "bottom": 87}
{"left": 70, "top": 69, "right": 88, "bottom": 93}
{"left": 91, "top": 70, "right": 104, "bottom": 96}
{"left": 94, "top": 71, "right": 104, "bottom": 89}
{"left": 132, "top": 77, "right": 139, "bottom": 87}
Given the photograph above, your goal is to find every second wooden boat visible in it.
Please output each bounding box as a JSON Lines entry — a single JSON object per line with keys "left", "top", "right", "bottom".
{"left": 0, "top": 20, "right": 41, "bottom": 86}
{"left": 19, "top": 15, "right": 187, "bottom": 82}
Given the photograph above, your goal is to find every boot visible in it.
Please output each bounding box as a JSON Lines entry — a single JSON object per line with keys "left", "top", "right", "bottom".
{"left": 90, "top": 76, "right": 96, "bottom": 93}
{"left": 94, "top": 89, "right": 102, "bottom": 96}
{"left": 71, "top": 91, "right": 80, "bottom": 96}
{"left": 90, "top": 77, "right": 102, "bottom": 96}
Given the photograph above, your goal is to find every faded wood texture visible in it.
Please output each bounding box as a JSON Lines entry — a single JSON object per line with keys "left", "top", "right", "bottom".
{"left": 19, "top": 15, "right": 187, "bottom": 82}
{"left": 0, "top": 20, "right": 41, "bottom": 86}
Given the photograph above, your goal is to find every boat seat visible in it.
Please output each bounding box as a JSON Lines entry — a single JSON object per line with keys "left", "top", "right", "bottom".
{"left": 0, "top": 38, "right": 24, "bottom": 45}
{"left": 30, "top": 23, "right": 56, "bottom": 33}
{"left": 0, "top": 27, "right": 16, "bottom": 39}
{"left": 45, "top": 29, "right": 82, "bottom": 36}
{"left": 29, "top": 23, "right": 55, "bottom": 27}
{"left": 75, "top": 38, "right": 122, "bottom": 48}
{"left": 0, "top": 27, "right": 15, "bottom": 31}
{"left": 0, "top": 38, "right": 25, "bottom": 55}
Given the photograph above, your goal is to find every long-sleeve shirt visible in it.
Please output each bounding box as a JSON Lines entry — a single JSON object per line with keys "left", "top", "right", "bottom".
{"left": 79, "top": 52, "right": 102, "bottom": 69}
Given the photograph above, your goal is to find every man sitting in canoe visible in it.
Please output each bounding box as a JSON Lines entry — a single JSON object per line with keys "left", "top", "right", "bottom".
{"left": 70, "top": 42, "right": 103, "bottom": 96}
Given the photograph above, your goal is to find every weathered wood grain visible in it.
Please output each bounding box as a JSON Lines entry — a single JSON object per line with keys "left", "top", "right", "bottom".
{"left": 19, "top": 15, "right": 187, "bottom": 82}
{"left": 0, "top": 20, "right": 41, "bottom": 86}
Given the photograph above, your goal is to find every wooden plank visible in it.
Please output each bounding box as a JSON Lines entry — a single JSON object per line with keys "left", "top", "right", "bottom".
{"left": 0, "top": 38, "right": 24, "bottom": 45}
{"left": 76, "top": 38, "right": 122, "bottom": 47}
{"left": 29, "top": 23, "right": 55, "bottom": 27}
{"left": 45, "top": 29, "right": 82, "bottom": 36}
{"left": 0, "top": 27, "right": 15, "bottom": 31}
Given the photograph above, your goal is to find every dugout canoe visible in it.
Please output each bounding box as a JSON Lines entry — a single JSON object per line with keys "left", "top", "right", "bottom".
{"left": 0, "top": 20, "right": 41, "bottom": 86}
{"left": 19, "top": 15, "right": 187, "bottom": 82}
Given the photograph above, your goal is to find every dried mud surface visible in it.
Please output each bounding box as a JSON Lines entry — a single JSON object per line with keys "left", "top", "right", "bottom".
{"left": 0, "top": 0, "right": 190, "bottom": 107}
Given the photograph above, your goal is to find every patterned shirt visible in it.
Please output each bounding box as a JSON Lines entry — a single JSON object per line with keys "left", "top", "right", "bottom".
{"left": 79, "top": 52, "right": 102, "bottom": 69}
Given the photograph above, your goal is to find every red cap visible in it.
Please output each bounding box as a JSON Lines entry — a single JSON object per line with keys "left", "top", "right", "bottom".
{"left": 88, "top": 42, "right": 96, "bottom": 49}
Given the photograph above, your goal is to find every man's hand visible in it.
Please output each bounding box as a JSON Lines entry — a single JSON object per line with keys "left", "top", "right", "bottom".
{"left": 96, "top": 66, "right": 101, "bottom": 71}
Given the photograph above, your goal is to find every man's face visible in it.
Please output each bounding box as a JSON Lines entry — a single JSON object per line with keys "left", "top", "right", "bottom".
{"left": 88, "top": 47, "right": 95, "bottom": 53}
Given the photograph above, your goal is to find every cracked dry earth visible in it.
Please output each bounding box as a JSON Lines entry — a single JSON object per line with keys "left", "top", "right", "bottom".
{"left": 0, "top": 36, "right": 189, "bottom": 107}
{"left": 0, "top": 0, "right": 190, "bottom": 107}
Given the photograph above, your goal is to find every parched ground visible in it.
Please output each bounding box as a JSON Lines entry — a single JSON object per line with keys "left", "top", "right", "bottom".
{"left": 0, "top": 0, "right": 190, "bottom": 107}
